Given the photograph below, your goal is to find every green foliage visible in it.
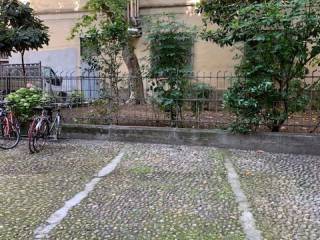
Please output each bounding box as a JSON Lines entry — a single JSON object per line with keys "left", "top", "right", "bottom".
{"left": 145, "top": 15, "right": 197, "bottom": 122}
{"left": 145, "top": 15, "right": 196, "bottom": 77}
{"left": 70, "top": 0, "right": 129, "bottom": 67}
{"left": 129, "top": 165, "right": 154, "bottom": 176}
{"left": 200, "top": 0, "right": 320, "bottom": 132}
{"left": 198, "top": 0, "right": 267, "bottom": 43}
{"left": 0, "top": 0, "right": 49, "bottom": 55}
{"left": 0, "top": 21, "right": 12, "bottom": 56}
{"left": 5, "top": 87, "right": 50, "bottom": 122}
{"left": 187, "top": 82, "right": 213, "bottom": 116}
{"left": 70, "top": 91, "right": 85, "bottom": 105}
{"left": 224, "top": 76, "right": 309, "bottom": 133}
{"left": 310, "top": 82, "right": 320, "bottom": 110}
{"left": 92, "top": 99, "right": 109, "bottom": 116}
{"left": 71, "top": 0, "right": 129, "bottom": 100}
{"left": 72, "top": 0, "right": 146, "bottom": 104}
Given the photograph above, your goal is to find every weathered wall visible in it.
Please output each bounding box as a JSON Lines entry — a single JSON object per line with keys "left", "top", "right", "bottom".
{"left": 140, "top": 0, "right": 197, "bottom": 8}
{"left": 136, "top": 6, "right": 236, "bottom": 74}
{"left": 9, "top": 8, "right": 84, "bottom": 75}
{"left": 24, "top": 0, "right": 236, "bottom": 78}
{"left": 63, "top": 124, "right": 320, "bottom": 156}
{"left": 29, "top": 0, "right": 87, "bottom": 12}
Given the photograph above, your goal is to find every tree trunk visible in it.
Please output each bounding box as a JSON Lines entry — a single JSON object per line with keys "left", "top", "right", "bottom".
{"left": 271, "top": 125, "right": 281, "bottom": 132}
{"left": 21, "top": 50, "right": 26, "bottom": 86}
{"left": 271, "top": 117, "right": 286, "bottom": 132}
{"left": 122, "top": 39, "right": 145, "bottom": 104}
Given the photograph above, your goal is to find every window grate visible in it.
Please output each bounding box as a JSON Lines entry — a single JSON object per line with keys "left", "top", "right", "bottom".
{"left": 127, "top": 0, "right": 140, "bottom": 26}
{"left": 0, "top": 53, "right": 9, "bottom": 64}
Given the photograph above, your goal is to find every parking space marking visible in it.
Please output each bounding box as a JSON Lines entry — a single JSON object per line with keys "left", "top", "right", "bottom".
{"left": 34, "top": 150, "right": 125, "bottom": 239}
{"left": 224, "top": 158, "right": 262, "bottom": 240}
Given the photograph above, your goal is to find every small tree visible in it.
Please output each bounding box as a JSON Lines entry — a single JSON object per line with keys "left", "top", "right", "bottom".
{"left": 74, "top": 16, "right": 127, "bottom": 101}
{"left": 72, "top": 0, "right": 145, "bottom": 104}
{"left": 200, "top": 0, "right": 320, "bottom": 132}
{"left": 0, "top": 0, "right": 49, "bottom": 84}
{"left": 0, "top": 21, "right": 13, "bottom": 57}
{"left": 145, "top": 15, "right": 196, "bottom": 123}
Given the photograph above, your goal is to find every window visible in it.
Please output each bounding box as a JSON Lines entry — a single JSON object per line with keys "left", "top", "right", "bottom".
{"left": 127, "top": 0, "right": 140, "bottom": 26}
{"left": 0, "top": 53, "right": 8, "bottom": 64}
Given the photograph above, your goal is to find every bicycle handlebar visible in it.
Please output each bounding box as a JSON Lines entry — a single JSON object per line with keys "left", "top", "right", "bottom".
{"left": 0, "top": 100, "right": 9, "bottom": 106}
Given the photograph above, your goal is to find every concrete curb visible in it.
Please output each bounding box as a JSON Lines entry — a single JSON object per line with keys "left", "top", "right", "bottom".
{"left": 62, "top": 124, "right": 320, "bottom": 155}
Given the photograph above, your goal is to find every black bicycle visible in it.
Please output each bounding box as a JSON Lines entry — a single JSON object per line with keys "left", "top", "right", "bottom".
{"left": 28, "top": 105, "right": 62, "bottom": 153}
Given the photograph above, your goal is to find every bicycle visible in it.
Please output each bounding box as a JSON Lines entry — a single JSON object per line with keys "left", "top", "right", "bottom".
{"left": 28, "top": 105, "right": 62, "bottom": 153}
{"left": 0, "top": 101, "right": 20, "bottom": 150}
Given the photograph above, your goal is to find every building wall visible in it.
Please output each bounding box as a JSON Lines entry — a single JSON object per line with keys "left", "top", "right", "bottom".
{"left": 140, "top": 0, "right": 197, "bottom": 8}
{"left": 9, "top": 9, "right": 84, "bottom": 75}
{"left": 29, "top": 0, "right": 87, "bottom": 12}
{"left": 136, "top": 5, "right": 235, "bottom": 74}
{"left": 16, "top": 1, "right": 236, "bottom": 77}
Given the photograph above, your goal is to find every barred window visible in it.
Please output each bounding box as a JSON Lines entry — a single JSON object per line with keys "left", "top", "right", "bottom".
{"left": 127, "top": 0, "right": 140, "bottom": 25}
{"left": 0, "top": 53, "right": 8, "bottom": 64}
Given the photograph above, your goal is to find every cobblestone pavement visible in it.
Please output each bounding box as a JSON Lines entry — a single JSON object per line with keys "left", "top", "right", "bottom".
{"left": 0, "top": 140, "right": 124, "bottom": 239}
{"left": 230, "top": 150, "right": 320, "bottom": 240}
{"left": 51, "top": 144, "right": 244, "bottom": 240}
{"left": 0, "top": 140, "right": 319, "bottom": 240}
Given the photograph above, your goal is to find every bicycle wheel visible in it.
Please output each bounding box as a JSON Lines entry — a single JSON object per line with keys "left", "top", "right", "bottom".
{"left": 12, "top": 116, "right": 20, "bottom": 134}
{"left": 0, "top": 118, "right": 20, "bottom": 150}
{"left": 28, "top": 119, "right": 38, "bottom": 154}
{"left": 33, "top": 119, "right": 50, "bottom": 153}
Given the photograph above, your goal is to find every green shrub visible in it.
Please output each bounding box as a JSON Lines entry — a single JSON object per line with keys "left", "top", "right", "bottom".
{"left": 187, "top": 82, "right": 213, "bottom": 115}
{"left": 310, "top": 83, "right": 320, "bottom": 111}
{"left": 70, "top": 90, "right": 85, "bottom": 105}
{"left": 145, "top": 14, "right": 197, "bottom": 124}
{"left": 224, "top": 77, "right": 309, "bottom": 133}
{"left": 92, "top": 99, "right": 109, "bottom": 117}
{"left": 5, "top": 87, "right": 51, "bottom": 122}
{"left": 200, "top": 0, "right": 320, "bottom": 133}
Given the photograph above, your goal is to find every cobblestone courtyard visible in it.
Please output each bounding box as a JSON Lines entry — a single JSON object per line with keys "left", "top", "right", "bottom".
{"left": 0, "top": 140, "right": 319, "bottom": 239}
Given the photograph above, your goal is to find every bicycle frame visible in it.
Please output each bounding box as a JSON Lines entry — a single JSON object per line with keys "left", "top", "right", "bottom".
{"left": 0, "top": 109, "right": 14, "bottom": 136}
{"left": 35, "top": 109, "right": 61, "bottom": 137}
{"left": 50, "top": 112, "right": 61, "bottom": 135}
{"left": 0, "top": 104, "right": 20, "bottom": 150}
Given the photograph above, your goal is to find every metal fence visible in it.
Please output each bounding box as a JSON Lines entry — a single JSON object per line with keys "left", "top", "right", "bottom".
{"left": 1, "top": 71, "right": 320, "bottom": 134}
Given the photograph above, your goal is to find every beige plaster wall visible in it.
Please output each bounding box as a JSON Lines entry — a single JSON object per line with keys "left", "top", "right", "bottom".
{"left": 140, "top": 0, "right": 198, "bottom": 8}
{"left": 136, "top": 6, "right": 236, "bottom": 74}
{"left": 29, "top": 0, "right": 87, "bottom": 12}
{"left": 35, "top": 12, "right": 85, "bottom": 75}
{"left": 28, "top": 1, "right": 236, "bottom": 77}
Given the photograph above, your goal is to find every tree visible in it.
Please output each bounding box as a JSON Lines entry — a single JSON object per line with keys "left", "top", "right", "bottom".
{"left": 72, "top": 0, "right": 145, "bottom": 104}
{"left": 0, "top": 0, "right": 49, "bottom": 84}
{"left": 76, "top": 14, "right": 127, "bottom": 103}
{"left": 199, "top": 0, "right": 320, "bottom": 132}
{"left": 0, "top": 21, "right": 13, "bottom": 57}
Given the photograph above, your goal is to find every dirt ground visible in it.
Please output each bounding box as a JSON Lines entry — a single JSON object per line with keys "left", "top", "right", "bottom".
{"left": 61, "top": 103, "right": 320, "bottom": 134}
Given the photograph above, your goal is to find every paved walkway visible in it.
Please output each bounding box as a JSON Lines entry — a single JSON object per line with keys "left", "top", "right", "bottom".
{"left": 230, "top": 150, "right": 320, "bottom": 240}
{"left": 0, "top": 140, "right": 319, "bottom": 239}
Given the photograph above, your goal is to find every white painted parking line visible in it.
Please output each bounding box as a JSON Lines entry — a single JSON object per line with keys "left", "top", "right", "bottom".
{"left": 34, "top": 150, "right": 125, "bottom": 239}
{"left": 224, "top": 158, "right": 262, "bottom": 240}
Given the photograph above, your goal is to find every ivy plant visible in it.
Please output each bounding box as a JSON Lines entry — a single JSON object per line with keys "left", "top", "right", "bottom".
{"left": 145, "top": 15, "right": 197, "bottom": 124}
